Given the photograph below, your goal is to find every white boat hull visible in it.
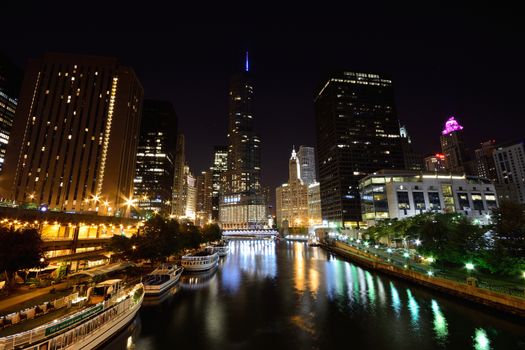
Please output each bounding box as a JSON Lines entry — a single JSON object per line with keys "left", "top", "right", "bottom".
{"left": 66, "top": 293, "right": 143, "bottom": 349}
{"left": 182, "top": 260, "right": 218, "bottom": 272}
{"left": 144, "top": 271, "right": 182, "bottom": 295}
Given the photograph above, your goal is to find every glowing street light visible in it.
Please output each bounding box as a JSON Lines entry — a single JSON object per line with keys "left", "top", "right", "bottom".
{"left": 415, "top": 239, "right": 422, "bottom": 246}
{"left": 465, "top": 262, "right": 475, "bottom": 271}
{"left": 426, "top": 257, "right": 435, "bottom": 264}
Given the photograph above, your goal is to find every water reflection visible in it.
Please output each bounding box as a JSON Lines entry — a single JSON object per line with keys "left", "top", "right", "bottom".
{"left": 431, "top": 300, "right": 448, "bottom": 343}
{"left": 406, "top": 289, "right": 420, "bottom": 327}
{"left": 102, "top": 241, "right": 524, "bottom": 350}
{"left": 473, "top": 328, "right": 491, "bottom": 350}
{"left": 390, "top": 282, "right": 401, "bottom": 315}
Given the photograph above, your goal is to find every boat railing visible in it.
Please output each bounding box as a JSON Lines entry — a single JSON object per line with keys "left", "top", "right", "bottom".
{"left": 0, "top": 284, "right": 142, "bottom": 350}
{"left": 0, "top": 292, "right": 79, "bottom": 330}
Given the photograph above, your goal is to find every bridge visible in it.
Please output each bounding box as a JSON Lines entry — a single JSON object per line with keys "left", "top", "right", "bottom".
{"left": 222, "top": 229, "right": 279, "bottom": 239}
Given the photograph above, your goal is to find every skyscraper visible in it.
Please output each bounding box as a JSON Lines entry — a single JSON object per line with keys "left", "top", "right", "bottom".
{"left": 400, "top": 125, "right": 423, "bottom": 171}
{"left": 133, "top": 100, "right": 177, "bottom": 216}
{"left": 0, "top": 55, "right": 22, "bottom": 173}
{"left": 211, "top": 146, "right": 228, "bottom": 221}
{"left": 196, "top": 170, "right": 213, "bottom": 225}
{"left": 297, "top": 145, "right": 316, "bottom": 185}
{"left": 475, "top": 140, "right": 497, "bottom": 181}
{"left": 276, "top": 148, "right": 308, "bottom": 228}
{"left": 0, "top": 53, "right": 143, "bottom": 216}
{"left": 173, "top": 134, "right": 186, "bottom": 217}
{"left": 440, "top": 116, "right": 471, "bottom": 174}
{"left": 314, "top": 71, "right": 404, "bottom": 227}
{"left": 493, "top": 140, "right": 525, "bottom": 203}
{"left": 220, "top": 53, "right": 267, "bottom": 229}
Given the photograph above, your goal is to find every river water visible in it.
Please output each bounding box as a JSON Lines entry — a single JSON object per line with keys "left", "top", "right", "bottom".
{"left": 104, "top": 240, "right": 525, "bottom": 350}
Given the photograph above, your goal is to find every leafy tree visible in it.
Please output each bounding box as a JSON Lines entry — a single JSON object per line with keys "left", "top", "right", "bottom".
{"left": 202, "top": 224, "right": 222, "bottom": 242}
{"left": 0, "top": 226, "right": 45, "bottom": 289}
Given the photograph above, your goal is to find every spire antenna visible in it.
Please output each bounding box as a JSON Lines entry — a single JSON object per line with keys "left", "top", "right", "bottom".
{"left": 245, "top": 51, "right": 249, "bottom": 72}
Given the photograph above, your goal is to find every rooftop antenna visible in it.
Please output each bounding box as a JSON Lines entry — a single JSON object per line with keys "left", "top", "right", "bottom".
{"left": 245, "top": 51, "right": 249, "bottom": 72}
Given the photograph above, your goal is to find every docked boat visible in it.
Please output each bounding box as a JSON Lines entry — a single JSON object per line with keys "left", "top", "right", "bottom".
{"left": 208, "top": 241, "right": 230, "bottom": 257}
{"left": 142, "top": 264, "right": 183, "bottom": 295}
{"left": 0, "top": 279, "right": 144, "bottom": 350}
{"left": 181, "top": 248, "right": 219, "bottom": 272}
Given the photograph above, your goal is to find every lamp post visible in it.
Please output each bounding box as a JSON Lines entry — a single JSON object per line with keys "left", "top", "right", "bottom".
{"left": 403, "top": 251, "right": 410, "bottom": 269}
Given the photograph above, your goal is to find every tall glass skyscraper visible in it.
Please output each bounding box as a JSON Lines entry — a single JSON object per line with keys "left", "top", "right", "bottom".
{"left": 220, "top": 53, "right": 267, "bottom": 229}
{"left": 297, "top": 145, "right": 316, "bottom": 185}
{"left": 315, "top": 71, "right": 404, "bottom": 228}
{"left": 133, "top": 100, "right": 177, "bottom": 217}
{"left": 211, "top": 145, "right": 228, "bottom": 221}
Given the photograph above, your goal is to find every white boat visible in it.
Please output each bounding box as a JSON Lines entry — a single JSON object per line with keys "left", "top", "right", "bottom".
{"left": 0, "top": 279, "right": 144, "bottom": 350}
{"left": 181, "top": 248, "right": 219, "bottom": 272}
{"left": 208, "top": 242, "right": 230, "bottom": 257}
{"left": 142, "top": 264, "right": 183, "bottom": 295}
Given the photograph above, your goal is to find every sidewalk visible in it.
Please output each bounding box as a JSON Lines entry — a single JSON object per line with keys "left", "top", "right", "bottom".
{"left": 0, "top": 282, "right": 69, "bottom": 316}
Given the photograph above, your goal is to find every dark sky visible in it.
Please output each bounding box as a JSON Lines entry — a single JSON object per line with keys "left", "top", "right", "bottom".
{"left": 2, "top": 2, "right": 524, "bottom": 200}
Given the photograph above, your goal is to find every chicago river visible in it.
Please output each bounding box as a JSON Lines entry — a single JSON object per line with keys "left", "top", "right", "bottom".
{"left": 105, "top": 240, "right": 525, "bottom": 350}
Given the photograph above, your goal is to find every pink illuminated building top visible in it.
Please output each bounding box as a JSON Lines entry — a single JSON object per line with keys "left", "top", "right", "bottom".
{"left": 442, "top": 116, "right": 464, "bottom": 135}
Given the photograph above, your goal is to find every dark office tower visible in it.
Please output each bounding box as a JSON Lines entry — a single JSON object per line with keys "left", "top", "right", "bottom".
{"left": 0, "top": 55, "right": 22, "bottom": 173}
{"left": 440, "top": 116, "right": 471, "bottom": 174}
{"left": 297, "top": 145, "right": 316, "bottom": 185}
{"left": 173, "top": 134, "right": 186, "bottom": 217}
{"left": 400, "top": 125, "right": 423, "bottom": 171}
{"left": 211, "top": 146, "right": 228, "bottom": 221}
{"left": 475, "top": 140, "right": 497, "bottom": 181}
{"left": 220, "top": 53, "right": 267, "bottom": 229}
{"left": 0, "top": 53, "right": 143, "bottom": 216}
{"left": 315, "top": 71, "right": 404, "bottom": 228}
{"left": 424, "top": 153, "right": 447, "bottom": 172}
{"left": 196, "top": 170, "right": 213, "bottom": 225}
{"left": 134, "top": 100, "right": 177, "bottom": 217}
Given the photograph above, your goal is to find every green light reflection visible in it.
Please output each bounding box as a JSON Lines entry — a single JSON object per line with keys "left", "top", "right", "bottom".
{"left": 390, "top": 282, "right": 401, "bottom": 315}
{"left": 473, "top": 328, "right": 491, "bottom": 350}
{"left": 407, "top": 289, "right": 420, "bottom": 326}
{"left": 365, "top": 271, "right": 376, "bottom": 304}
{"left": 431, "top": 300, "right": 448, "bottom": 343}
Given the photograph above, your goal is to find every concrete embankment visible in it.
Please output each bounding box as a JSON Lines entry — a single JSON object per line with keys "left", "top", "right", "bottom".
{"left": 323, "top": 241, "right": 525, "bottom": 317}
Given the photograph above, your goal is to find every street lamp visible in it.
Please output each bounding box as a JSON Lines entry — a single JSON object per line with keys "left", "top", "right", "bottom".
{"left": 465, "top": 262, "right": 475, "bottom": 272}
{"left": 403, "top": 251, "right": 410, "bottom": 269}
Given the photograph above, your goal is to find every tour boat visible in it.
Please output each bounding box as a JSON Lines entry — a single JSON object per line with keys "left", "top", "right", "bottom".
{"left": 208, "top": 241, "right": 230, "bottom": 257}
{"left": 142, "top": 264, "right": 183, "bottom": 295}
{"left": 0, "top": 279, "right": 144, "bottom": 350}
{"left": 181, "top": 248, "right": 219, "bottom": 272}
{"left": 180, "top": 264, "right": 218, "bottom": 290}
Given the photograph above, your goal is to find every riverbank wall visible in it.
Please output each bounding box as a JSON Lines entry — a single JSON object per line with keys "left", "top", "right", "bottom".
{"left": 323, "top": 241, "right": 525, "bottom": 317}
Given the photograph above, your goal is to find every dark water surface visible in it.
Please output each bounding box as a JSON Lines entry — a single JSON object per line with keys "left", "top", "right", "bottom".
{"left": 104, "top": 240, "right": 525, "bottom": 350}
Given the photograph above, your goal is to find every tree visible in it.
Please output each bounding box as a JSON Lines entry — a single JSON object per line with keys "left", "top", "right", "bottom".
{"left": 0, "top": 226, "right": 45, "bottom": 289}
{"left": 202, "top": 224, "right": 222, "bottom": 243}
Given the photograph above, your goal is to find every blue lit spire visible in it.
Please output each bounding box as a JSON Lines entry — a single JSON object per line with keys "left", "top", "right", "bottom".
{"left": 245, "top": 51, "right": 249, "bottom": 72}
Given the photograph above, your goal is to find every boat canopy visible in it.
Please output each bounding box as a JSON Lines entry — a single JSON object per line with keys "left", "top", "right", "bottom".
{"left": 67, "top": 262, "right": 135, "bottom": 279}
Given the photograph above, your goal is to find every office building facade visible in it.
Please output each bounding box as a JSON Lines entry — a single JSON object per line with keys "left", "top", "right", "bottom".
{"left": 493, "top": 140, "right": 525, "bottom": 203}
{"left": 211, "top": 146, "right": 228, "bottom": 221}
{"left": 360, "top": 170, "right": 497, "bottom": 226}
{"left": 424, "top": 153, "right": 447, "bottom": 172}
{"left": 314, "top": 71, "right": 404, "bottom": 228}
{"left": 0, "top": 53, "right": 143, "bottom": 216}
{"left": 297, "top": 145, "right": 316, "bottom": 185}
{"left": 133, "top": 100, "right": 177, "bottom": 216}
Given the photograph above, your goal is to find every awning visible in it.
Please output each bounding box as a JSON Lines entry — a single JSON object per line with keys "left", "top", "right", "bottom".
{"left": 67, "top": 261, "right": 135, "bottom": 279}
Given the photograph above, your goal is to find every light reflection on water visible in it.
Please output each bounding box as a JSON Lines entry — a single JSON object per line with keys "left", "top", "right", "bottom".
{"left": 104, "top": 241, "right": 524, "bottom": 350}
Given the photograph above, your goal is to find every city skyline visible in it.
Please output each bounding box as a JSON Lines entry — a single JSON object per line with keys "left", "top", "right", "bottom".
{"left": 1, "top": 3, "right": 524, "bottom": 196}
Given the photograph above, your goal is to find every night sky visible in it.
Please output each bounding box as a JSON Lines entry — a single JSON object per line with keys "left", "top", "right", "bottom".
{"left": 2, "top": 3, "right": 524, "bottom": 201}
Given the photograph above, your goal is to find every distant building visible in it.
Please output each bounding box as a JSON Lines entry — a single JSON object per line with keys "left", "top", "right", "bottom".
{"left": 440, "top": 116, "right": 473, "bottom": 174}
{"left": 315, "top": 71, "right": 405, "bottom": 228}
{"left": 184, "top": 165, "right": 196, "bottom": 220}
{"left": 220, "top": 53, "right": 267, "bottom": 229}
{"left": 297, "top": 146, "right": 316, "bottom": 185}
{"left": 0, "top": 53, "right": 143, "bottom": 216}
{"left": 133, "top": 100, "right": 177, "bottom": 216}
{"left": 400, "top": 125, "right": 423, "bottom": 171}
{"left": 475, "top": 140, "right": 497, "bottom": 182}
{"left": 424, "top": 153, "right": 447, "bottom": 172}
{"left": 173, "top": 134, "right": 186, "bottom": 217}
{"left": 211, "top": 146, "right": 228, "bottom": 221}
{"left": 307, "top": 182, "right": 322, "bottom": 226}
{"left": 196, "top": 170, "right": 213, "bottom": 225}
{"left": 493, "top": 140, "right": 525, "bottom": 203}
{"left": 360, "top": 170, "right": 497, "bottom": 226}
{"left": 0, "top": 55, "right": 22, "bottom": 174}
{"left": 276, "top": 148, "right": 308, "bottom": 227}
